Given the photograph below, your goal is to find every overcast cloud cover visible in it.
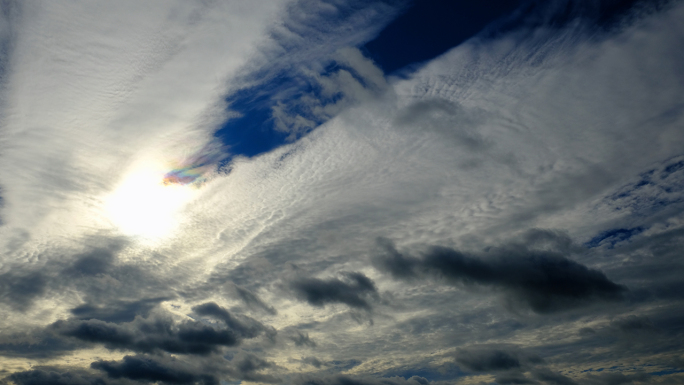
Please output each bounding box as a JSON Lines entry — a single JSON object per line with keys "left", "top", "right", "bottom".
{"left": 1, "top": 0, "right": 684, "bottom": 384}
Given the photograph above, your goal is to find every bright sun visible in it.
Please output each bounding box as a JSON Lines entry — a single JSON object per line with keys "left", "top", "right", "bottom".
{"left": 104, "top": 164, "right": 197, "bottom": 240}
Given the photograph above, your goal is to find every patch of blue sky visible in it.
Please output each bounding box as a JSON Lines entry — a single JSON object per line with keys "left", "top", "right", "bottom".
{"left": 650, "top": 369, "right": 684, "bottom": 376}
{"left": 214, "top": 60, "right": 364, "bottom": 161}
{"left": 604, "top": 155, "right": 684, "bottom": 216}
{"left": 585, "top": 227, "right": 645, "bottom": 248}
{"left": 363, "top": 0, "right": 524, "bottom": 74}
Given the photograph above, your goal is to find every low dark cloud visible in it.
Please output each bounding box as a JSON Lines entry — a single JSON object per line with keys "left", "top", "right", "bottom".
{"left": 531, "top": 368, "right": 578, "bottom": 385}
{"left": 0, "top": 271, "right": 47, "bottom": 311}
{"left": 290, "top": 330, "right": 317, "bottom": 347}
{"left": 230, "top": 353, "right": 281, "bottom": 383}
{"left": 291, "top": 272, "right": 378, "bottom": 310}
{"left": 70, "top": 297, "right": 169, "bottom": 324}
{"left": 92, "top": 355, "right": 217, "bottom": 385}
{"left": 7, "top": 368, "right": 108, "bottom": 385}
{"left": 234, "top": 285, "right": 278, "bottom": 315}
{"left": 494, "top": 371, "right": 538, "bottom": 384}
{"left": 192, "top": 302, "right": 275, "bottom": 340}
{"left": 64, "top": 248, "right": 117, "bottom": 277}
{"left": 293, "top": 374, "right": 436, "bottom": 385}
{"left": 455, "top": 348, "right": 521, "bottom": 372}
{"left": 301, "top": 356, "right": 323, "bottom": 368}
{"left": 454, "top": 345, "right": 543, "bottom": 374}
{"left": 610, "top": 315, "right": 655, "bottom": 333}
{"left": 375, "top": 238, "right": 626, "bottom": 313}
{"left": 55, "top": 303, "right": 272, "bottom": 355}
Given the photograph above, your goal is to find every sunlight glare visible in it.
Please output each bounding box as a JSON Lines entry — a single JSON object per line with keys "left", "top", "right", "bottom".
{"left": 105, "top": 164, "right": 197, "bottom": 240}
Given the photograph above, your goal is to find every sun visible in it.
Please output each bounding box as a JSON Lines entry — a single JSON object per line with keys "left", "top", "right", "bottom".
{"left": 104, "top": 163, "right": 197, "bottom": 240}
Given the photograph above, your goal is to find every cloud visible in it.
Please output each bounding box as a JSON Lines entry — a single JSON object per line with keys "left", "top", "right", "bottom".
{"left": 0, "top": 271, "right": 47, "bottom": 311}
{"left": 455, "top": 348, "right": 522, "bottom": 372}
{"left": 293, "top": 374, "right": 438, "bottom": 385}
{"left": 291, "top": 272, "right": 378, "bottom": 310}
{"left": 375, "top": 238, "right": 626, "bottom": 313}
{"left": 92, "top": 355, "right": 217, "bottom": 385}
{"left": 6, "top": 367, "right": 111, "bottom": 385}
{"left": 54, "top": 303, "right": 272, "bottom": 355}
{"left": 1, "top": 1, "right": 684, "bottom": 384}
{"left": 290, "top": 331, "right": 317, "bottom": 348}
{"left": 233, "top": 285, "right": 278, "bottom": 315}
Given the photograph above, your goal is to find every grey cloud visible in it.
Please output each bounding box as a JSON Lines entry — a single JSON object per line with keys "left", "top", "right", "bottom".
{"left": 192, "top": 302, "right": 275, "bottom": 340}
{"left": 229, "top": 353, "right": 281, "bottom": 384}
{"left": 531, "top": 368, "right": 578, "bottom": 385}
{"left": 494, "top": 371, "right": 538, "bottom": 384}
{"left": 64, "top": 247, "right": 118, "bottom": 277}
{"left": 0, "top": 271, "right": 47, "bottom": 311}
{"left": 610, "top": 315, "right": 655, "bottom": 333}
{"left": 581, "top": 371, "right": 651, "bottom": 385}
{"left": 455, "top": 349, "right": 521, "bottom": 372}
{"left": 92, "top": 355, "right": 217, "bottom": 385}
{"left": 234, "top": 285, "right": 278, "bottom": 315}
{"left": 55, "top": 303, "right": 272, "bottom": 355}
{"left": 0, "top": 334, "right": 77, "bottom": 359}
{"left": 7, "top": 368, "right": 109, "bottom": 385}
{"left": 301, "top": 356, "right": 323, "bottom": 368}
{"left": 293, "top": 374, "right": 438, "bottom": 385}
{"left": 290, "top": 330, "right": 317, "bottom": 348}
{"left": 393, "top": 99, "right": 490, "bottom": 152}
{"left": 70, "top": 298, "right": 169, "bottom": 324}
{"left": 291, "top": 272, "right": 378, "bottom": 310}
{"left": 375, "top": 238, "right": 626, "bottom": 313}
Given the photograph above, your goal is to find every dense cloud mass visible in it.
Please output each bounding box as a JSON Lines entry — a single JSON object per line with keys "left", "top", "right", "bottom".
{"left": 2, "top": 0, "right": 684, "bottom": 384}
{"left": 291, "top": 272, "right": 379, "bottom": 310}
{"left": 375, "top": 237, "right": 626, "bottom": 312}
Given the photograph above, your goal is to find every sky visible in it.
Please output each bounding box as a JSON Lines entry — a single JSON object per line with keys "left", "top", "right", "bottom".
{"left": 0, "top": 0, "right": 683, "bottom": 384}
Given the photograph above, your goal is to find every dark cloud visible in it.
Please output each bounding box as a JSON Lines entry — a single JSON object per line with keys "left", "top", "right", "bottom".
{"left": 494, "top": 371, "right": 538, "bottom": 384}
{"left": 6, "top": 368, "right": 108, "bottom": 385}
{"left": 234, "top": 285, "right": 278, "bottom": 315}
{"left": 290, "top": 330, "right": 317, "bottom": 347}
{"left": 531, "top": 368, "right": 578, "bottom": 385}
{"left": 0, "top": 334, "right": 77, "bottom": 359}
{"left": 92, "top": 355, "right": 217, "bottom": 385}
{"left": 582, "top": 371, "right": 651, "bottom": 385}
{"left": 55, "top": 303, "right": 272, "bottom": 355}
{"left": 0, "top": 271, "right": 47, "bottom": 311}
{"left": 229, "top": 353, "right": 281, "bottom": 384}
{"left": 375, "top": 238, "right": 626, "bottom": 313}
{"left": 70, "top": 298, "right": 169, "bottom": 324}
{"left": 65, "top": 248, "right": 116, "bottom": 277}
{"left": 455, "top": 348, "right": 521, "bottom": 372}
{"left": 301, "top": 356, "right": 323, "bottom": 368}
{"left": 291, "top": 272, "right": 378, "bottom": 310}
{"left": 610, "top": 315, "right": 655, "bottom": 333}
{"left": 192, "top": 302, "right": 275, "bottom": 339}
{"left": 293, "top": 374, "right": 437, "bottom": 385}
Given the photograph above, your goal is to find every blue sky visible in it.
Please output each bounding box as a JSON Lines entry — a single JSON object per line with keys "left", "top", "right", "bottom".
{"left": 0, "top": 1, "right": 683, "bottom": 384}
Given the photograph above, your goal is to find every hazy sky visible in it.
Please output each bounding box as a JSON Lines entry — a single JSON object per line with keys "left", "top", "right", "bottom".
{"left": 1, "top": 1, "right": 684, "bottom": 384}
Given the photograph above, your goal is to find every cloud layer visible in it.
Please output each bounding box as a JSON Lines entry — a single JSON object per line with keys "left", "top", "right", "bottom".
{"left": 1, "top": 0, "right": 684, "bottom": 384}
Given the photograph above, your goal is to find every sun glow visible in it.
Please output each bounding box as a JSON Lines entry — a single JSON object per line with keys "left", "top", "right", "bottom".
{"left": 105, "top": 164, "right": 198, "bottom": 240}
